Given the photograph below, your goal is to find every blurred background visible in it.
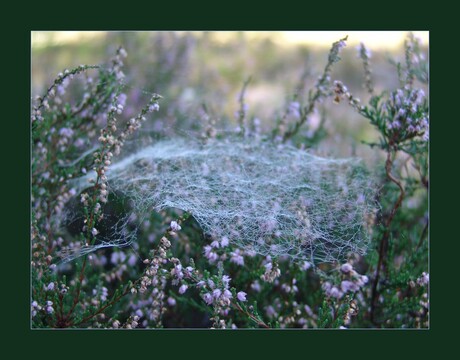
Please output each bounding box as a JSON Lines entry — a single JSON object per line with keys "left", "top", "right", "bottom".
{"left": 31, "top": 31, "right": 429, "bottom": 161}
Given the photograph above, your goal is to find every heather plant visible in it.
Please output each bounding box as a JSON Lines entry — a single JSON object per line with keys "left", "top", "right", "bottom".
{"left": 31, "top": 32, "right": 429, "bottom": 329}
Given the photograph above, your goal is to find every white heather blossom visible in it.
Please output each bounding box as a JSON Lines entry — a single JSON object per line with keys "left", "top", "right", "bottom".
{"left": 179, "top": 284, "right": 188, "bottom": 294}
{"left": 91, "top": 228, "right": 98, "bottom": 236}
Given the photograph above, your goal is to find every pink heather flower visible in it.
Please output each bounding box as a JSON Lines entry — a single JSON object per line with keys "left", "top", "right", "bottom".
{"left": 301, "top": 261, "right": 312, "bottom": 271}
{"left": 178, "top": 284, "right": 188, "bottom": 294}
{"left": 203, "top": 293, "right": 213, "bottom": 305}
{"left": 220, "top": 237, "right": 229, "bottom": 247}
{"left": 210, "top": 240, "right": 220, "bottom": 248}
{"left": 170, "top": 221, "right": 181, "bottom": 232}
{"left": 329, "top": 286, "right": 342, "bottom": 298}
{"left": 128, "top": 254, "right": 137, "bottom": 267}
{"left": 265, "top": 305, "right": 276, "bottom": 317}
{"left": 196, "top": 280, "right": 206, "bottom": 288}
{"left": 230, "top": 249, "right": 244, "bottom": 266}
{"left": 223, "top": 289, "right": 233, "bottom": 300}
{"left": 204, "top": 245, "right": 212, "bottom": 256}
{"left": 59, "top": 127, "right": 74, "bottom": 138}
{"left": 222, "top": 275, "right": 231, "bottom": 287}
{"left": 212, "top": 289, "right": 222, "bottom": 299}
{"left": 171, "top": 265, "right": 184, "bottom": 282}
{"left": 204, "top": 246, "right": 219, "bottom": 263}
{"left": 149, "top": 103, "right": 160, "bottom": 112}
{"left": 340, "top": 263, "right": 353, "bottom": 274}
{"left": 417, "top": 272, "right": 429, "bottom": 286}
{"left": 184, "top": 266, "right": 194, "bottom": 277}
{"left": 206, "top": 251, "right": 219, "bottom": 263}
{"left": 341, "top": 280, "right": 358, "bottom": 293}
{"left": 251, "top": 281, "right": 261, "bottom": 292}
{"left": 167, "top": 297, "right": 176, "bottom": 306}
{"left": 46, "top": 282, "right": 55, "bottom": 291}
{"left": 237, "top": 291, "right": 247, "bottom": 302}
{"left": 207, "top": 279, "right": 215, "bottom": 289}
{"left": 245, "top": 249, "right": 257, "bottom": 257}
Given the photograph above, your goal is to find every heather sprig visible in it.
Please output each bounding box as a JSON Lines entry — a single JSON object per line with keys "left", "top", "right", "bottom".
{"left": 282, "top": 36, "right": 348, "bottom": 142}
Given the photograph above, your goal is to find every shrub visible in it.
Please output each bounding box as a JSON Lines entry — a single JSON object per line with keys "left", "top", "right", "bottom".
{"left": 31, "top": 33, "right": 428, "bottom": 329}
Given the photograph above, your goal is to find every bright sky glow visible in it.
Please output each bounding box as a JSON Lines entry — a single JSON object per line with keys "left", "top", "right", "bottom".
{"left": 32, "top": 31, "right": 429, "bottom": 50}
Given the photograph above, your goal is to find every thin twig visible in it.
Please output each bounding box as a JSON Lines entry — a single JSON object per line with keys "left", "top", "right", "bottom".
{"left": 370, "top": 149, "right": 405, "bottom": 324}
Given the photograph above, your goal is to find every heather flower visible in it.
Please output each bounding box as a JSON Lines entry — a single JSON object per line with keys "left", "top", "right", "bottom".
{"left": 179, "top": 284, "right": 188, "bottom": 294}
{"left": 220, "top": 237, "right": 229, "bottom": 247}
{"left": 45, "top": 282, "right": 55, "bottom": 291}
{"left": 167, "top": 297, "right": 177, "bottom": 306}
{"left": 417, "top": 272, "right": 429, "bottom": 286}
{"left": 207, "top": 279, "right": 216, "bottom": 289}
{"left": 222, "top": 289, "right": 233, "bottom": 302}
{"left": 341, "top": 280, "right": 358, "bottom": 293}
{"left": 329, "top": 286, "right": 342, "bottom": 298}
{"left": 170, "top": 220, "right": 181, "bottom": 232}
{"left": 203, "top": 293, "right": 213, "bottom": 305}
{"left": 230, "top": 249, "right": 244, "bottom": 266}
{"left": 237, "top": 291, "right": 247, "bottom": 302}
{"left": 301, "top": 261, "right": 312, "bottom": 271}
{"left": 149, "top": 103, "right": 160, "bottom": 112}
{"left": 340, "top": 263, "right": 353, "bottom": 274}
{"left": 222, "top": 275, "right": 231, "bottom": 287}
{"left": 212, "top": 289, "right": 222, "bottom": 299}
{"left": 251, "top": 281, "right": 261, "bottom": 292}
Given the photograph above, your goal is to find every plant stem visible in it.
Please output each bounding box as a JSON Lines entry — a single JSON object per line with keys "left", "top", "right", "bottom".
{"left": 370, "top": 149, "right": 405, "bottom": 324}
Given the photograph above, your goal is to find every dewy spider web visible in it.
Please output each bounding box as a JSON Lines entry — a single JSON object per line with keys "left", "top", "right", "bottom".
{"left": 69, "top": 138, "right": 377, "bottom": 264}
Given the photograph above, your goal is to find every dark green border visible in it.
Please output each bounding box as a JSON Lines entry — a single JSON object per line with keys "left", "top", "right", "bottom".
{"left": 6, "top": 3, "right": 453, "bottom": 358}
